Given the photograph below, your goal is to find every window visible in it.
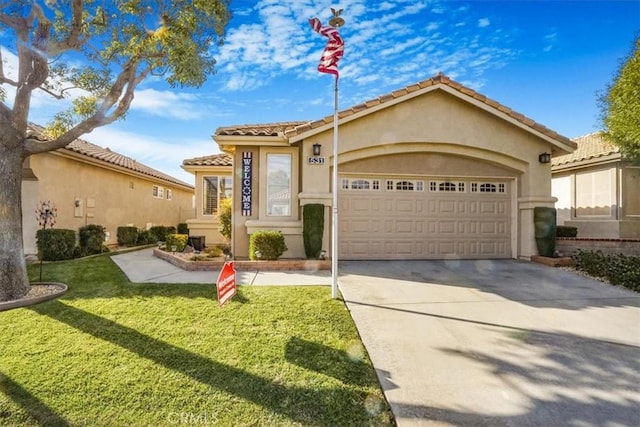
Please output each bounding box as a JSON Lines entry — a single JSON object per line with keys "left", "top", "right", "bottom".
{"left": 203, "top": 176, "right": 232, "bottom": 215}
{"left": 152, "top": 185, "right": 164, "bottom": 198}
{"left": 396, "top": 181, "right": 414, "bottom": 191}
{"left": 480, "top": 183, "right": 497, "bottom": 193}
{"left": 439, "top": 182, "right": 456, "bottom": 192}
{"left": 166, "top": 189, "right": 172, "bottom": 200}
{"left": 267, "top": 154, "right": 291, "bottom": 216}
{"left": 351, "top": 180, "right": 370, "bottom": 190}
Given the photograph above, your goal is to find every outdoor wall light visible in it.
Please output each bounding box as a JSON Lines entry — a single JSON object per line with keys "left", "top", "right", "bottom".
{"left": 319, "top": 250, "right": 327, "bottom": 260}
{"left": 312, "top": 143, "right": 322, "bottom": 156}
{"left": 255, "top": 250, "right": 262, "bottom": 260}
{"left": 538, "top": 152, "right": 551, "bottom": 164}
{"left": 74, "top": 198, "right": 82, "bottom": 207}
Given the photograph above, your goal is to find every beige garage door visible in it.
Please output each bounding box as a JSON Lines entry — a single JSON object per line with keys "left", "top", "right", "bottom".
{"left": 338, "top": 177, "right": 511, "bottom": 260}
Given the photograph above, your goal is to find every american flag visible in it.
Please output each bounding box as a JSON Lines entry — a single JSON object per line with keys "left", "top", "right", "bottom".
{"left": 309, "top": 18, "right": 344, "bottom": 76}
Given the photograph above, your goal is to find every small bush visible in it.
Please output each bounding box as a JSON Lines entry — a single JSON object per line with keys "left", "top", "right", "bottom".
{"left": 149, "top": 225, "right": 176, "bottom": 243}
{"left": 249, "top": 230, "right": 287, "bottom": 260}
{"left": 136, "top": 229, "right": 153, "bottom": 245}
{"left": 177, "top": 223, "right": 189, "bottom": 234}
{"left": 218, "top": 198, "right": 232, "bottom": 242}
{"left": 165, "top": 234, "right": 188, "bottom": 252}
{"left": 79, "top": 224, "right": 106, "bottom": 256}
{"left": 117, "top": 226, "right": 138, "bottom": 246}
{"left": 556, "top": 226, "right": 578, "bottom": 238}
{"left": 574, "top": 249, "right": 640, "bottom": 292}
{"left": 303, "top": 204, "right": 324, "bottom": 259}
{"left": 205, "top": 246, "right": 224, "bottom": 258}
{"left": 36, "top": 228, "right": 76, "bottom": 261}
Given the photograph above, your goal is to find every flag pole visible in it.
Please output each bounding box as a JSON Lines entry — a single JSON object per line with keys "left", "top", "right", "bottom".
{"left": 331, "top": 74, "right": 339, "bottom": 299}
{"left": 308, "top": 8, "right": 344, "bottom": 299}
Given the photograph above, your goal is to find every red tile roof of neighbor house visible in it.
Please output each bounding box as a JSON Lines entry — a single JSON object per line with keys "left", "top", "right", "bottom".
{"left": 28, "top": 124, "right": 193, "bottom": 188}
{"left": 181, "top": 153, "right": 233, "bottom": 167}
{"left": 552, "top": 132, "right": 620, "bottom": 166}
{"left": 215, "top": 74, "right": 576, "bottom": 150}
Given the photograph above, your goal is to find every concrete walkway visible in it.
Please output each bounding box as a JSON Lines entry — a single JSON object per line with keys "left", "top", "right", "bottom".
{"left": 111, "top": 248, "right": 332, "bottom": 286}
{"left": 338, "top": 259, "right": 640, "bottom": 426}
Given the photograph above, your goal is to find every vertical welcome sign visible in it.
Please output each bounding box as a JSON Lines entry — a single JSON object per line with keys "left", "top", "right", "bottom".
{"left": 241, "top": 152, "right": 252, "bottom": 216}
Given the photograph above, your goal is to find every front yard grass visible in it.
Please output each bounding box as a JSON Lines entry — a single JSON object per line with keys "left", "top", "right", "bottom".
{"left": 0, "top": 253, "right": 392, "bottom": 426}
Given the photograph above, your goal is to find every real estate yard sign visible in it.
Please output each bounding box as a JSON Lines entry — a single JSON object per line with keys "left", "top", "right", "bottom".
{"left": 216, "top": 261, "right": 237, "bottom": 307}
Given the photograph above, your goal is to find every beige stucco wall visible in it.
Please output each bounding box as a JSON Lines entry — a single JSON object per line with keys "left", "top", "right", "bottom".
{"left": 23, "top": 151, "right": 194, "bottom": 254}
{"left": 219, "top": 87, "right": 567, "bottom": 260}
{"left": 552, "top": 162, "right": 640, "bottom": 238}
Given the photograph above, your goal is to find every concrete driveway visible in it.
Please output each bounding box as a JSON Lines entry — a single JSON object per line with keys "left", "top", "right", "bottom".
{"left": 338, "top": 259, "right": 640, "bottom": 427}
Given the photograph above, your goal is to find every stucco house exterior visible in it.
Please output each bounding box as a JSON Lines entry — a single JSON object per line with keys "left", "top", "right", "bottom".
{"left": 189, "top": 74, "right": 577, "bottom": 260}
{"left": 22, "top": 128, "right": 195, "bottom": 255}
{"left": 552, "top": 132, "right": 640, "bottom": 238}
{"left": 181, "top": 153, "right": 233, "bottom": 246}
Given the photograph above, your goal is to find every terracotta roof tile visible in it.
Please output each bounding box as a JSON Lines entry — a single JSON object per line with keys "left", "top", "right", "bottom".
{"left": 182, "top": 153, "right": 232, "bottom": 167}
{"left": 215, "top": 121, "right": 308, "bottom": 137}
{"left": 27, "top": 124, "right": 193, "bottom": 188}
{"left": 552, "top": 132, "right": 620, "bottom": 166}
{"left": 215, "top": 74, "right": 576, "bottom": 149}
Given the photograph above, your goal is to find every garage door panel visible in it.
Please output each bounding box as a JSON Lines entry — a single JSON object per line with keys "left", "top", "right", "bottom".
{"left": 339, "top": 177, "right": 511, "bottom": 260}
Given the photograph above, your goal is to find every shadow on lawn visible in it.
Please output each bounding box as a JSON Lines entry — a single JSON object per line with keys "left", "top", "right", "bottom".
{"left": 285, "top": 336, "right": 372, "bottom": 387}
{"left": 0, "top": 370, "right": 70, "bottom": 426}
{"left": 29, "top": 301, "right": 386, "bottom": 426}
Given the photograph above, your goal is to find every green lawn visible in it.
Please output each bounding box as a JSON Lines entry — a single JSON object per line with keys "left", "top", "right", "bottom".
{"left": 0, "top": 253, "right": 393, "bottom": 426}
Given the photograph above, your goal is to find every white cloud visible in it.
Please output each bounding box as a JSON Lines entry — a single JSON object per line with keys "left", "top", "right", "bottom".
{"left": 87, "top": 126, "right": 219, "bottom": 185}
{"left": 130, "top": 89, "right": 207, "bottom": 120}
{"left": 478, "top": 18, "right": 490, "bottom": 28}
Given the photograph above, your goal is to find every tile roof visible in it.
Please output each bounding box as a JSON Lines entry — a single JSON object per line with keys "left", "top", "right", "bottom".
{"left": 182, "top": 153, "right": 232, "bottom": 167}
{"left": 214, "top": 74, "right": 576, "bottom": 150}
{"left": 29, "top": 124, "right": 193, "bottom": 188}
{"left": 215, "top": 121, "right": 308, "bottom": 137}
{"left": 551, "top": 132, "right": 620, "bottom": 166}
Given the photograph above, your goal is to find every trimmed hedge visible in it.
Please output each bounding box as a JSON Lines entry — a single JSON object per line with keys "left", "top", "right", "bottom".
{"left": 556, "top": 226, "right": 578, "bottom": 238}
{"left": 117, "top": 226, "right": 138, "bottom": 246}
{"left": 177, "top": 223, "right": 189, "bottom": 235}
{"left": 136, "top": 229, "right": 154, "bottom": 245}
{"left": 574, "top": 249, "right": 640, "bottom": 292}
{"left": 218, "top": 198, "right": 232, "bottom": 242}
{"left": 78, "top": 224, "right": 107, "bottom": 256}
{"left": 303, "top": 204, "right": 324, "bottom": 259}
{"left": 149, "top": 225, "right": 176, "bottom": 243}
{"left": 249, "top": 230, "right": 287, "bottom": 260}
{"left": 36, "top": 228, "right": 76, "bottom": 261}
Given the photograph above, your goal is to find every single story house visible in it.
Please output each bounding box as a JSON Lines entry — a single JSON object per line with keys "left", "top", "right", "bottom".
{"left": 189, "top": 74, "right": 577, "bottom": 260}
{"left": 22, "top": 126, "right": 195, "bottom": 255}
{"left": 552, "top": 132, "right": 640, "bottom": 238}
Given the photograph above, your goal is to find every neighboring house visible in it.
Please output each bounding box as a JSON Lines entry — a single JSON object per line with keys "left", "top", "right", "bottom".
{"left": 181, "top": 153, "right": 233, "bottom": 246}
{"left": 552, "top": 132, "right": 640, "bottom": 238}
{"left": 22, "top": 127, "right": 195, "bottom": 255}
{"left": 188, "top": 74, "right": 577, "bottom": 260}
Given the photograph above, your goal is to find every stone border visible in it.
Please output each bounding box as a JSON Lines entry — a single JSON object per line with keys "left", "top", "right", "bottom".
{"left": 153, "top": 248, "right": 331, "bottom": 271}
{"left": 0, "top": 282, "right": 68, "bottom": 312}
{"left": 530, "top": 255, "right": 575, "bottom": 267}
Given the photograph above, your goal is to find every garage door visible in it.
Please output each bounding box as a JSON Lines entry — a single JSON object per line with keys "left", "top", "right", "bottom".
{"left": 338, "top": 177, "right": 511, "bottom": 260}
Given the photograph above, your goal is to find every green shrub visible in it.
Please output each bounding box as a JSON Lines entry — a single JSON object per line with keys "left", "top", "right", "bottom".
{"left": 177, "top": 223, "right": 189, "bottom": 234}
{"left": 556, "top": 226, "right": 578, "bottom": 238}
{"left": 165, "top": 234, "right": 188, "bottom": 252}
{"left": 117, "top": 226, "right": 138, "bottom": 246}
{"left": 534, "top": 207, "right": 557, "bottom": 256}
{"left": 79, "top": 224, "right": 106, "bottom": 256}
{"left": 303, "top": 204, "right": 324, "bottom": 259}
{"left": 36, "top": 228, "right": 76, "bottom": 261}
{"left": 205, "top": 246, "right": 224, "bottom": 257}
{"left": 218, "top": 198, "right": 232, "bottom": 242}
{"left": 136, "top": 229, "right": 153, "bottom": 245}
{"left": 149, "top": 225, "right": 176, "bottom": 242}
{"left": 574, "top": 250, "right": 640, "bottom": 292}
{"left": 249, "top": 230, "right": 287, "bottom": 260}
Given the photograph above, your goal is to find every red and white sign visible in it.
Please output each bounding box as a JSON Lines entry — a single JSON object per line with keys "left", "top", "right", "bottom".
{"left": 216, "top": 261, "right": 237, "bottom": 307}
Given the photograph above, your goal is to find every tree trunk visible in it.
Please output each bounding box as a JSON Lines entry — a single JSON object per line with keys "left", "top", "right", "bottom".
{"left": 0, "top": 130, "right": 30, "bottom": 301}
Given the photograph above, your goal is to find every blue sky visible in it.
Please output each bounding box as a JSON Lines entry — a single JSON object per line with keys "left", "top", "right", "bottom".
{"left": 7, "top": 0, "right": 640, "bottom": 185}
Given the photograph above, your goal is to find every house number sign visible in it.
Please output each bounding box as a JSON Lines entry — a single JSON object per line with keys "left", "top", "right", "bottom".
{"left": 241, "top": 152, "right": 252, "bottom": 216}
{"left": 308, "top": 157, "right": 325, "bottom": 165}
